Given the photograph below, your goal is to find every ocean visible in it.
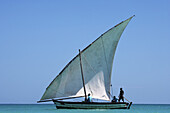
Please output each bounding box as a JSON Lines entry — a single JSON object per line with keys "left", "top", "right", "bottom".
{"left": 0, "top": 104, "right": 170, "bottom": 113}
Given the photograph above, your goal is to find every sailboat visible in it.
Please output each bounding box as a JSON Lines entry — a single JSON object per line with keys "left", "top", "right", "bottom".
{"left": 38, "top": 15, "right": 134, "bottom": 109}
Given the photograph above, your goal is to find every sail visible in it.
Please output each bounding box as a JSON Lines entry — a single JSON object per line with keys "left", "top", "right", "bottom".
{"left": 40, "top": 16, "right": 134, "bottom": 101}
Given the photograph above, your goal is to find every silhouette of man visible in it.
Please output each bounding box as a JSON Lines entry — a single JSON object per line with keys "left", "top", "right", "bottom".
{"left": 112, "top": 96, "right": 118, "bottom": 102}
{"left": 118, "top": 88, "right": 124, "bottom": 102}
{"left": 87, "top": 93, "right": 92, "bottom": 102}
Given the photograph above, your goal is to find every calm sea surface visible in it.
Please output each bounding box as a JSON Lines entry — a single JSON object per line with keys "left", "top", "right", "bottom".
{"left": 0, "top": 104, "right": 170, "bottom": 113}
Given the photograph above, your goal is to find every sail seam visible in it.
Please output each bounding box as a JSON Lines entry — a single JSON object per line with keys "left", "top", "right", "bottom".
{"left": 101, "top": 36, "right": 110, "bottom": 79}
{"left": 82, "top": 54, "right": 97, "bottom": 74}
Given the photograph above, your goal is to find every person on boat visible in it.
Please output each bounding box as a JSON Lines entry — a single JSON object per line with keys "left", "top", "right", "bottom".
{"left": 111, "top": 96, "right": 118, "bottom": 102}
{"left": 87, "top": 93, "right": 92, "bottom": 102}
{"left": 118, "top": 88, "right": 124, "bottom": 102}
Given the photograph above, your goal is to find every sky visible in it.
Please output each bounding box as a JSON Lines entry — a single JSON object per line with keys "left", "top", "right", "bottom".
{"left": 0, "top": 0, "right": 170, "bottom": 104}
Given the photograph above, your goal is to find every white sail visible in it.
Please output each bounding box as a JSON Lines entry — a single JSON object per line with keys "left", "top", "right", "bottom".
{"left": 40, "top": 16, "right": 134, "bottom": 101}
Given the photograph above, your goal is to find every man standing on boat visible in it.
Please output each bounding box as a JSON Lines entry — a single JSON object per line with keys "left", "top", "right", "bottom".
{"left": 118, "top": 88, "right": 124, "bottom": 102}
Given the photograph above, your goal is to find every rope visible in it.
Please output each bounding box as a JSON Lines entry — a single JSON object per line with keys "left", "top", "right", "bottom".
{"left": 88, "top": 84, "right": 93, "bottom": 96}
{"left": 123, "top": 96, "right": 131, "bottom": 103}
{"left": 81, "top": 54, "right": 95, "bottom": 95}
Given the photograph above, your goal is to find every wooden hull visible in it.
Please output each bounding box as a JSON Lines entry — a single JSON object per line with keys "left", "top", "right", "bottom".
{"left": 53, "top": 100, "right": 132, "bottom": 109}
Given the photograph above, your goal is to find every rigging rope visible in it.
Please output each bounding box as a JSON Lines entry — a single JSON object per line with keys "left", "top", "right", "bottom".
{"left": 82, "top": 54, "right": 95, "bottom": 95}
{"left": 82, "top": 54, "right": 97, "bottom": 74}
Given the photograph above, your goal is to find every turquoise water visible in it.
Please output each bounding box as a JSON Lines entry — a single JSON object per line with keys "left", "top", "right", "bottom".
{"left": 0, "top": 104, "right": 170, "bottom": 113}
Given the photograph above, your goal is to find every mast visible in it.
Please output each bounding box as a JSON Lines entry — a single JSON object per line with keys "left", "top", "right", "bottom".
{"left": 79, "top": 49, "right": 87, "bottom": 101}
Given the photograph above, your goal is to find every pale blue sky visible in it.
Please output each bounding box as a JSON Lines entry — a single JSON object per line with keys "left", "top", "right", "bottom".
{"left": 0, "top": 0, "right": 170, "bottom": 104}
